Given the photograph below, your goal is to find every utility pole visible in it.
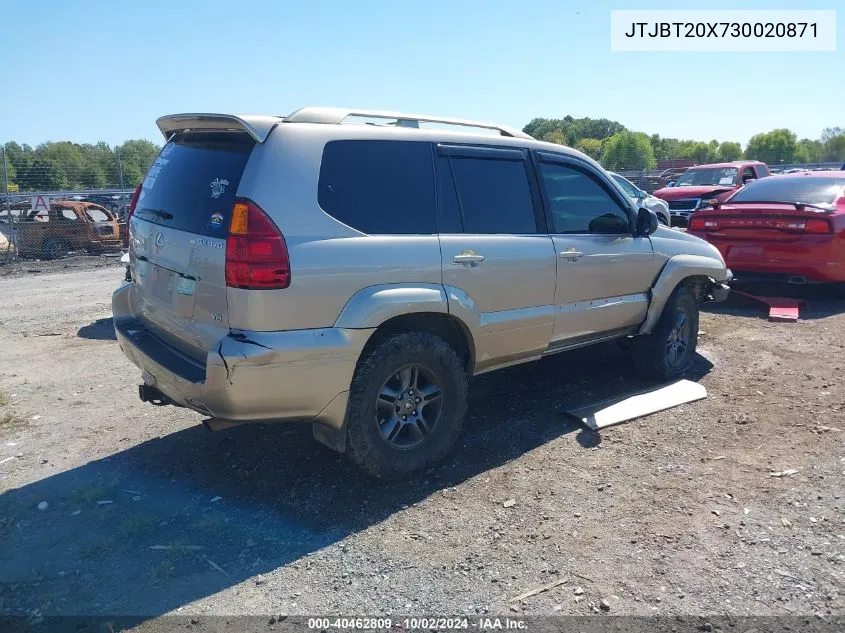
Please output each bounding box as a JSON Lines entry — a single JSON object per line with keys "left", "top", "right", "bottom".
{"left": 116, "top": 146, "right": 125, "bottom": 191}
{"left": 1, "top": 144, "right": 12, "bottom": 255}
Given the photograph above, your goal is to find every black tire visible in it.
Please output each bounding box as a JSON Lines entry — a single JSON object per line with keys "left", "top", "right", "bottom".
{"left": 345, "top": 331, "right": 468, "bottom": 479}
{"left": 632, "top": 285, "right": 699, "bottom": 381}
{"left": 42, "top": 238, "right": 67, "bottom": 260}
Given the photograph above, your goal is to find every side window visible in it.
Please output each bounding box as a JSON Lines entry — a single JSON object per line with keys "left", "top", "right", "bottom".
{"left": 318, "top": 140, "right": 435, "bottom": 235}
{"left": 446, "top": 156, "right": 537, "bottom": 234}
{"left": 60, "top": 209, "right": 78, "bottom": 221}
{"left": 539, "top": 162, "right": 631, "bottom": 234}
{"left": 85, "top": 208, "right": 110, "bottom": 222}
{"left": 742, "top": 167, "right": 756, "bottom": 183}
{"left": 754, "top": 164, "right": 769, "bottom": 178}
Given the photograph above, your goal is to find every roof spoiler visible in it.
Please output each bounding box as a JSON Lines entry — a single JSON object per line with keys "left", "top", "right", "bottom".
{"left": 155, "top": 113, "right": 282, "bottom": 143}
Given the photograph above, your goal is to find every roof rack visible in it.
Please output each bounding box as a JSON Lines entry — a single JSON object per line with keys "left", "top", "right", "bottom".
{"left": 284, "top": 107, "right": 533, "bottom": 140}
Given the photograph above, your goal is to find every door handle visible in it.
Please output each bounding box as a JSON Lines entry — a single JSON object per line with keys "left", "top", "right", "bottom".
{"left": 452, "top": 251, "right": 486, "bottom": 265}
{"left": 559, "top": 249, "right": 584, "bottom": 260}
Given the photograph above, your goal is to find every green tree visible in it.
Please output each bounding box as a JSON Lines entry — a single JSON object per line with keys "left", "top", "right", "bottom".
{"left": 601, "top": 131, "right": 656, "bottom": 170}
{"left": 574, "top": 138, "right": 603, "bottom": 160}
{"left": 822, "top": 134, "right": 845, "bottom": 162}
{"left": 118, "top": 139, "right": 160, "bottom": 187}
{"left": 744, "top": 129, "right": 798, "bottom": 164}
{"left": 717, "top": 141, "right": 742, "bottom": 162}
{"left": 797, "top": 138, "right": 824, "bottom": 163}
{"left": 679, "top": 141, "right": 717, "bottom": 164}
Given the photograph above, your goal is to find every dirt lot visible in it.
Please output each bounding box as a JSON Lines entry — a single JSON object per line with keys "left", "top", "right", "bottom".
{"left": 0, "top": 264, "right": 843, "bottom": 627}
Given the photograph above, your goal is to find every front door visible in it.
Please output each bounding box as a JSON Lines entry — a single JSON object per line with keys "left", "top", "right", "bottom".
{"left": 435, "top": 145, "right": 557, "bottom": 372}
{"left": 534, "top": 153, "right": 658, "bottom": 346}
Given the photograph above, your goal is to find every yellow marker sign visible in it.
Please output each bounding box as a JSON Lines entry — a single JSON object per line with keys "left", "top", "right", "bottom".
{"left": 6, "top": 184, "right": 18, "bottom": 192}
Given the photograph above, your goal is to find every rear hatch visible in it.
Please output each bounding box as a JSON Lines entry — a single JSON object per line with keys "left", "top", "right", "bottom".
{"left": 129, "top": 130, "right": 256, "bottom": 362}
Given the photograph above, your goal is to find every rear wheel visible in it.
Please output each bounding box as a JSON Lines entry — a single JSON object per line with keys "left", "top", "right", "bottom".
{"left": 345, "top": 331, "right": 467, "bottom": 479}
{"left": 632, "top": 285, "right": 699, "bottom": 381}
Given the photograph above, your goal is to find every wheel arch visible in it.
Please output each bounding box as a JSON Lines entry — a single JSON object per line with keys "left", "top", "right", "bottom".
{"left": 639, "top": 255, "right": 727, "bottom": 334}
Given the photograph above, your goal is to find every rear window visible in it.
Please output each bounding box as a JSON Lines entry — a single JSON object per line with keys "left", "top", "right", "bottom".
{"left": 134, "top": 131, "right": 255, "bottom": 236}
{"left": 731, "top": 177, "right": 845, "bottom": 206}
{"left": 318, "top": 140, "right": 435, "bottom": 234}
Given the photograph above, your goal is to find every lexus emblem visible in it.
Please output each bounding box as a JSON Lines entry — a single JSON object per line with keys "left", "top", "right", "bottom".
{"left": 154, "top": 232, "right": 164, "bottom": 250}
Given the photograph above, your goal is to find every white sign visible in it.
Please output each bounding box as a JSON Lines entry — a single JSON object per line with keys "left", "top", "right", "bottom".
{"left": 611, "top": 10, "right": 836, "bottom": 52}
{"left": 31, "top": 195, "right": 51, "bottom": 213}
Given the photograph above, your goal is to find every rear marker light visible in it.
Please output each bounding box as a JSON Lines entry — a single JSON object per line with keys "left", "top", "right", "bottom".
{"left": 225, "top": 200, "right": 291, "bottom": 290}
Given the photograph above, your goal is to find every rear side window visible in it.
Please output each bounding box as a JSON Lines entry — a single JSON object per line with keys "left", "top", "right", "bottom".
{"left": 318, "top": 140, "right": 435, "bottom": 234}
{"left": 755, "top": 164, "right": 770, "bottom": 178}
{"left": 442, "top": 156, "right": 537, "bottom": 234}
{"left": 134, "top": 131, "right": 255, "bottom": 237}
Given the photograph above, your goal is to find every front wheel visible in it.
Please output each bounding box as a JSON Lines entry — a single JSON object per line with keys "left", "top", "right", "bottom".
{"left": 345, "top": 331, "right": 468, "bottom": 479}
{"left": 632, "top": 286, "right": 699, "bottom": 381}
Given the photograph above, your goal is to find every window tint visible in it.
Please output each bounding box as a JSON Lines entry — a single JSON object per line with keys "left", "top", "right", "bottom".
{"left": 742, "top": 167, "right": 756, "bottom": 182}
{"left": 318, "top": 140, "right": 435, "bottom": 234}
{"left": 447, "top": 157, "right": 536, "bottom": 234}
{"left": 540, "top": 163, "right": 631, "bottom": 234}
{"left": 436, "top": 156, "right": 463, "bottom": 234}
{"left": 135, "top": 131, "right": 255, "bottom": 237}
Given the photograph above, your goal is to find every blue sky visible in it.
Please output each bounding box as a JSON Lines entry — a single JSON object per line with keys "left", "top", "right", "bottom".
{"left": 0, "top": 0, "right": 841, "bottom": 147}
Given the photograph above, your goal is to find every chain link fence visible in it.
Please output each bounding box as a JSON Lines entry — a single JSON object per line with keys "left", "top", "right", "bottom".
{"left": 1, "top": 144, "right": 155, "bottom": 263}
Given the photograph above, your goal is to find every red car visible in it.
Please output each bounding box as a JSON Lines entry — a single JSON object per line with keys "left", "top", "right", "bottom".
{"left": 652, "top": 161, "right": 770, "bottom": 227}
{"left": 688, "top": 172, "right": 845, "bottom": 284}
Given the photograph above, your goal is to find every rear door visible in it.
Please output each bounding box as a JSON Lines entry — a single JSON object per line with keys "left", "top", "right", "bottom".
{"left": 129, "top": 130, "right": 255, "bottom": 362}
{"left": 435, "top": 144, "right": 557, "bottom": 371}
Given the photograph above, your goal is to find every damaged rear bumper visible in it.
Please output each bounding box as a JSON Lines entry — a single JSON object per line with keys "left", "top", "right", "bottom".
{"left": 113, "top": 307, "right": 372, "bottom": 432}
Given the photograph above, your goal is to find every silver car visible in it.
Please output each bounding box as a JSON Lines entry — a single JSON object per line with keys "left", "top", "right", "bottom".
{"left": 113, "top": 107, "right": 730, "bottom": 478}
{"left": 609, "top": 172, "right": 671, "bottom": 227}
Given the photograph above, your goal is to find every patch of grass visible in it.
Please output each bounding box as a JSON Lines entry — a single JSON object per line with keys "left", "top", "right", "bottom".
{"left": 0, "top": 390, "right": 8, "bottom": 406}
{"left": 149, "top": 559, "right": 176, "bottom": 584}
{"left": 117, "top": 514, "right": 156, "bottom": 539}
{"left": 69, "top": 478, "right": 123, "bottom": 505}
{"left": 0, "top": 409, "right": 26, "bottom": 428}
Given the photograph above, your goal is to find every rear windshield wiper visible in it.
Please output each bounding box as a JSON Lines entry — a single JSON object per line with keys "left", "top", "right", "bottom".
{"left": 139, "top": 208, "right": 174, "bottom": 220}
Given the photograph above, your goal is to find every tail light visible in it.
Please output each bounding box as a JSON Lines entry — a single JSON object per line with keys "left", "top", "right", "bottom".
{"left": 689, "top": 216, "right": 716, "bottom": 231}
{"left": 225, "top": 199, "right": 290, "bottom": 289}
{"left": 803, "top": 218, "right": 831, "bottom": 234}
{"left": 124, "top": 183, "right": 142, "bottom": 247}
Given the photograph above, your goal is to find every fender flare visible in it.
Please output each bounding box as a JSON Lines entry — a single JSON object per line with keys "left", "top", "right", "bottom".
{"left": 333, "top": 283, "right": 449, "bottom": 329}
{"left": 639, "top": 254, "right": 728, "bottom": 334}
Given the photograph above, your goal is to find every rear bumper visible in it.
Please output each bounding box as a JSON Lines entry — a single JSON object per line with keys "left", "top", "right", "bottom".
{"left": 704, "top": 236, "right": 845, "bottom": 283}
{"left": 112, "top": 284, "right": 373, "bottom": 429}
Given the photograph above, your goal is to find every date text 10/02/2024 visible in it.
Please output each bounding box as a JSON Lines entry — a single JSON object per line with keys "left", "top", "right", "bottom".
{"left": 307, "top": 617, "right": 528, "bottom": 630}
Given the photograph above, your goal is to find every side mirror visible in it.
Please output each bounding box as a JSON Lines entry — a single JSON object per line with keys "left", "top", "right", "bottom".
{"left": 743, "top": 178, "right": 756, "bottom": 185}
{"left": 667, "top": 181, "right": 676, "bottom": 188}
{"left": 636, "top": 207, "right": 659, "bottom": 236}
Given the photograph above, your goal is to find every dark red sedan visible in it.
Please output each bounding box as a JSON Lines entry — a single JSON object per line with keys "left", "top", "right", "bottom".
{"left": 688, "top": 172, "right": 845, "bottom": 284}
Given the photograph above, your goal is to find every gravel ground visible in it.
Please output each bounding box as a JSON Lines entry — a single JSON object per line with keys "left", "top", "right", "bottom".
{"left": 0, "top": 265, "right": 843, "bottom": 627}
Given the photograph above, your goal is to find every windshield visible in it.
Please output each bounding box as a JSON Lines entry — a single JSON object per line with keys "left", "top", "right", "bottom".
{"left": 611, "top": 174, "right": 639, "bottom": 197}
{"left": 676, "top": 167, "right": 738, "bottom": 187}
{"left": 730, "top": 176, "right": 845, "bottom": 207}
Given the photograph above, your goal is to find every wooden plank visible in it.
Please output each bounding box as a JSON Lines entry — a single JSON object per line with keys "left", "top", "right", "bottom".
{"left": 567, "top": 379, "right": 708, "bottom": 431}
